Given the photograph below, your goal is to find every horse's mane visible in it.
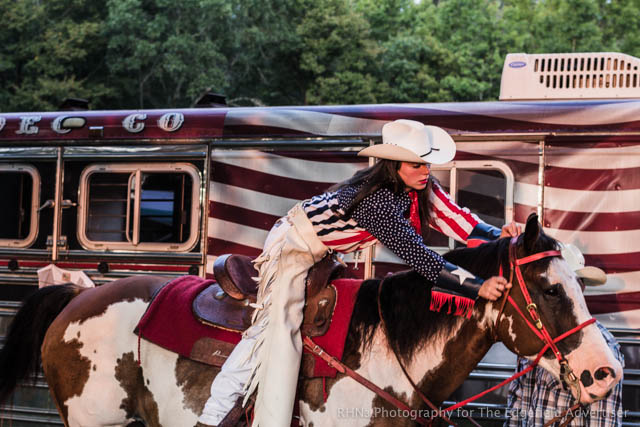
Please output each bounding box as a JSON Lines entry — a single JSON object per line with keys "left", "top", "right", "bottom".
{"left": 345, "top": 232, "right": 559, "bottom": 363}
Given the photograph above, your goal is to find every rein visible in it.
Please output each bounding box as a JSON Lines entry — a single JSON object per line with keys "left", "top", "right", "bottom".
{"left": 305, "top": 237, "right": 596, "bottom": 426}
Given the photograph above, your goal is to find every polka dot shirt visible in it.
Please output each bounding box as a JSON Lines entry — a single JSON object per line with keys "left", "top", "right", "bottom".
{"left": 304, "top": 183, "right": 445, "bottom": 282}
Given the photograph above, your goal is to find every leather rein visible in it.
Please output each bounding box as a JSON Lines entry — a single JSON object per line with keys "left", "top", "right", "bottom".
{"left": 304, "top": 236, "right": 595, "bottom": 426}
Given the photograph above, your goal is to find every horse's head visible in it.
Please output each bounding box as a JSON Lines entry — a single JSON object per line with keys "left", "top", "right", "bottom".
{"left": 496, "top": 214, "right": 622, "bottom": 404}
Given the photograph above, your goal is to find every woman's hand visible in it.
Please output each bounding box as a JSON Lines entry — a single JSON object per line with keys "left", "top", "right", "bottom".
{"left": 478, "top": 276, "right": 512, "bottom": 301}
{"left": 500, "top": 221, "right": 522, "bottom": 238}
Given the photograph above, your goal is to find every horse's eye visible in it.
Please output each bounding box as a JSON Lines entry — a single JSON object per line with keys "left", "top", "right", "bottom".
{"left": 544, "top": 284, "right": 560, "bottom": 297}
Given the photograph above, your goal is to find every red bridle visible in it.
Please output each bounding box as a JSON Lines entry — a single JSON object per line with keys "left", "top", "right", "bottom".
{"left": 493, "top": 236, "right": 595, "bottom": 401}
{"left": 304, "top": 236, "right": 596, "bottom": 426}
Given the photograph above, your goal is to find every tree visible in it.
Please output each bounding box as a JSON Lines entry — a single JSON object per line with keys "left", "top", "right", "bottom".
{"left": 223, "top": 0, "right": 307, "bottom": 106}
{"left": 431, "top": 0, "right": 504, "bottom": 101}
{"left": 532, "top": 0, "right": 604, "bottom": 53}
{"left": 104, "top": 0, "right": 231, "bottom": 109}
{"left": 297, "top": 0, "right": 380, "bottom": 104}
{"left": 599, "top": 0, "right": 640, "bottom": 57}
{"left": 0, "top": 0, "right": 110, "bottom": 112}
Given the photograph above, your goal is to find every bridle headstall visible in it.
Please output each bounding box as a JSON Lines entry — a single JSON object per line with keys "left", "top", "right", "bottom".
{"left": 303, "top": 236, "right": 596, "bottom": 426}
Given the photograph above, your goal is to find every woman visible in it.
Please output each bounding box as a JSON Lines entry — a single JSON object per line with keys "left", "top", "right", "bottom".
{"left": 197, "top": 119, "right": 519, "bottom": 427}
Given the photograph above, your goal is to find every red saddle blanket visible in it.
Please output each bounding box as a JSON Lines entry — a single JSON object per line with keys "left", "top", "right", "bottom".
{"left": 136, "top": 275, "right": 362, "bottom": 378}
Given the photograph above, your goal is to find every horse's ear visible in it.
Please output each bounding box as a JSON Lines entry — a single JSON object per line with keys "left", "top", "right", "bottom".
{"left": 523, "top": 213, "right": 541, "bottom": 253}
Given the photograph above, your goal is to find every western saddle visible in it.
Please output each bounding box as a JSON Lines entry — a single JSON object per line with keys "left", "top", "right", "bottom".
{"left": 194, "top": 253, "right": 346, "bottom": 337}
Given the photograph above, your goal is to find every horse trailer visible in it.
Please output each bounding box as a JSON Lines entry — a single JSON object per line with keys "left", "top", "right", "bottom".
{"left": 0, "top": 52, "right": 639, "bottom": 425}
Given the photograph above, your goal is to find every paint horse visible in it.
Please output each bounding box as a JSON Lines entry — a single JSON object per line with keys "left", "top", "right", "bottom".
{"left": 0, "top": 215, "right": 622, "bottom": 426}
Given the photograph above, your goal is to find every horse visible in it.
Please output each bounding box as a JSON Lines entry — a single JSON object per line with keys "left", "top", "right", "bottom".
{"left": 0, "top": 214, "right": 622, "bottom": 426}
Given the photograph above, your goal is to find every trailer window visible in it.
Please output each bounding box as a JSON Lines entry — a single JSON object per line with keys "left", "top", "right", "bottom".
{"left": 0, "top": 165, "right": 40, "bottom": 248}
{"left": 427, "top": 162, "right": 514, "bottom": 250}
{"left": 78, "top": 163, "right": 200, "bottom": 252}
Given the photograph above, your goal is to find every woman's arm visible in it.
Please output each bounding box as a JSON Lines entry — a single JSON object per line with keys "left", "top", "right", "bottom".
{"left": 352, "top": 188, "right": 509, "bottom": 300}
{"left": 430, "top": 180, "right": 521, "bottom": 246}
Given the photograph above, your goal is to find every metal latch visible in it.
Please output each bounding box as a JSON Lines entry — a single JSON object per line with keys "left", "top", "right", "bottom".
{"left": 61, "top": 199, "right": 77, "bottom": 209}
{"left": 38, "top": 199, "right": 76, "bottom": 211}
{"left": 46, "top": 235, "right": 68, "bottom": 249}
{"left": 38, "top": 199, "right": 54, "bottom": 211}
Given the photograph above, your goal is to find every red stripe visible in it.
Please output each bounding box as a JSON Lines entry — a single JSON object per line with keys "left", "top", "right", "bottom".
{"left": 432, "top": 182, "right": 479, "bottom": 230}
{"left": 545, "top": 165, "right": 640, "bottom": 191}
{"left": 585, "top": 291, "right": 640, "bottom": 314}
{"left": 322, "top": 231, "right": 374, "bottom": 247}
{"left": 549, "top": 138, "right": 640, "bottom": 149}
{"left": 207, "top": 238, "right": 262, "bottom": 257}
{"left": 209, "top": 201, "right": 280, "bottom": 232}
{"left": 543, "top": 208, "right": 640, "bottom": 232}
{"left": 211, "top": 161, "right": 334, "bottom": 200}
{"left": 514, "top": 203, "right": 537, "bottom": 223}
{"left": 432, "top": 207, "right": 467, "bottom": 241}
{"left": 584, "top": 252, "right": 640, "bottom": 274}
{"left": 222, "top": 124, "right": 310, "bottom": 137}
{"left": 0, "top": 260, "right": 191, "bottom": 272}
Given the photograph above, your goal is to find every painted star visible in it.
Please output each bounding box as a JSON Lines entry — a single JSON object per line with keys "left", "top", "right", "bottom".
{"left": 450, "top": 268, "right": 475, "bottom": 284}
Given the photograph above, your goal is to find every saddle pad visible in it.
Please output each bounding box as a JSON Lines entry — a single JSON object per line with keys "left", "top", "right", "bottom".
{"left": 304, "top": 278, "right": 362, "bottom": 378}
{"left": 136, "top": 275, "right": 241, "bottom": 362}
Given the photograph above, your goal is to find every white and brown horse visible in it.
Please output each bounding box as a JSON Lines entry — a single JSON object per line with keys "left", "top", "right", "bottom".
{"left": 0, "top": 215, "right": 622, "bottom": 426}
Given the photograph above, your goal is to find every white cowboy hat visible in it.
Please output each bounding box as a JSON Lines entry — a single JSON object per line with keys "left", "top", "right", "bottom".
{"left": 358, "top": 119, "right": 456, "bottom": 165}
{"left": 560, "top": 243, "right": 607, "bottom": 286}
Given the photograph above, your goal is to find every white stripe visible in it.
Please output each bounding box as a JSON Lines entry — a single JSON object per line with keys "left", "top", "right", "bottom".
{"left": 456, "top": 141, "right": 539, "bottom": 165}
{"left": 212, "top": 150, "right": 360, "bottom": 183}
{"left": 430, "top": 214, "right": 467, "bottom": 243}
{"left": 457, "top": 142, "right": 640, "bottom": 170}
{"left": 406, "top": 100, "right": 640, "bottom": 126}
{"left": 375, "top": 248, "right": 640, "bottom": 283}
{"left": 430, "top": 187, "right": 477, "bottom": 239}
{"left": 514, "top": 181, "right": 640, "bottom": 213}
{"left": 585, "top": 271, "right": 640, "bottom": 296}
{"left": 435, "top": 174, "right": 640, "bottom": 214}
{"left": 544, "top": 227, "right": 640, "bottom": 255}
{"left": 206, "top": 255, "right": 217, "bottom": 275}
{"left": 594, "top": 309, "right": 640, "bottom": 330}
{"left": 209, "top": 182, "right": 299, "bottom": 217}
{"left": 208, "top": 218, "right": 268, "bottom": 250}
{"left": 224, "top": 109, "right": 387, "bottom": 136}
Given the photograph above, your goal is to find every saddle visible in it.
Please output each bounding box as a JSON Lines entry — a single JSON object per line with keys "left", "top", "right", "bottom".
{"left": 194, "top": 253, "right": 346, "bottom": 337}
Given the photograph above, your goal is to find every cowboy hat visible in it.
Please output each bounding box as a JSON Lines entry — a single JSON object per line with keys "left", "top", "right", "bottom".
{"left": 358, "top": 119, "right": 456, "bottom": 165}
{"left": 560, "top": 243, "right": 607, "bottom": 286}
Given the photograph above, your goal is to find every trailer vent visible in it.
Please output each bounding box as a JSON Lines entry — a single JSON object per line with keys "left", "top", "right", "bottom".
{"left": 500, "top": 52, "right": 640, "bottom": 100}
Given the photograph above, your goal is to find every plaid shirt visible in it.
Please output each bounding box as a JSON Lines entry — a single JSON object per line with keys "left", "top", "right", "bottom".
{"left": 505, "top": 321, "right": 624, "bottom": 427}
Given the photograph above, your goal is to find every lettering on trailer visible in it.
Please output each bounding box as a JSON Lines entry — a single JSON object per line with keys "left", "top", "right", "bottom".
{"left": 16, "top": 116, "right": 42, "bottom": 135}
{"left": 0, "top": 112, "right": 185, "bottom": 135}
{"left": 52, "top": 116, "right": 72, "bottom": 134}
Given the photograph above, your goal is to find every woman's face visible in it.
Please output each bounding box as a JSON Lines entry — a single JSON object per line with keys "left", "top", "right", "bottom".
{"left": 397, "top": 162, "right": 430, "bottom": 191}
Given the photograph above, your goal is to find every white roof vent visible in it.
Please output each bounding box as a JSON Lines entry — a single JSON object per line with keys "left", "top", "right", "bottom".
{"left": 500, "top": 52, "right": 640, "bottom": 100}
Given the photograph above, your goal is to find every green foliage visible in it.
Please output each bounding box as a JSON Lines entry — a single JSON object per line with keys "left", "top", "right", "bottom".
{"left": 0, "top": 0, "right": 110, "bottom": 112}
{"left": 297, "top": 0, "right": 379, "bottom": 104}
{"left": 224, "top": 0, "right": 307, "bottom": 106}
{"left": 2, "top": 0, "right": 640, "bottom": 110}
{"left": 104, "top": 0, "right": 231, "bottom": 108}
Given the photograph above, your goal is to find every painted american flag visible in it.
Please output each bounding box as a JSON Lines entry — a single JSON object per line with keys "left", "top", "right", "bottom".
{"left": 207, "top": 103, "right": 640, "bottom": 330}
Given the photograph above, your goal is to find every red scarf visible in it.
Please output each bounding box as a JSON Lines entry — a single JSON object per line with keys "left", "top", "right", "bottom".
{"left": 409, "top": 191, "right": 422, "bottom": 235}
